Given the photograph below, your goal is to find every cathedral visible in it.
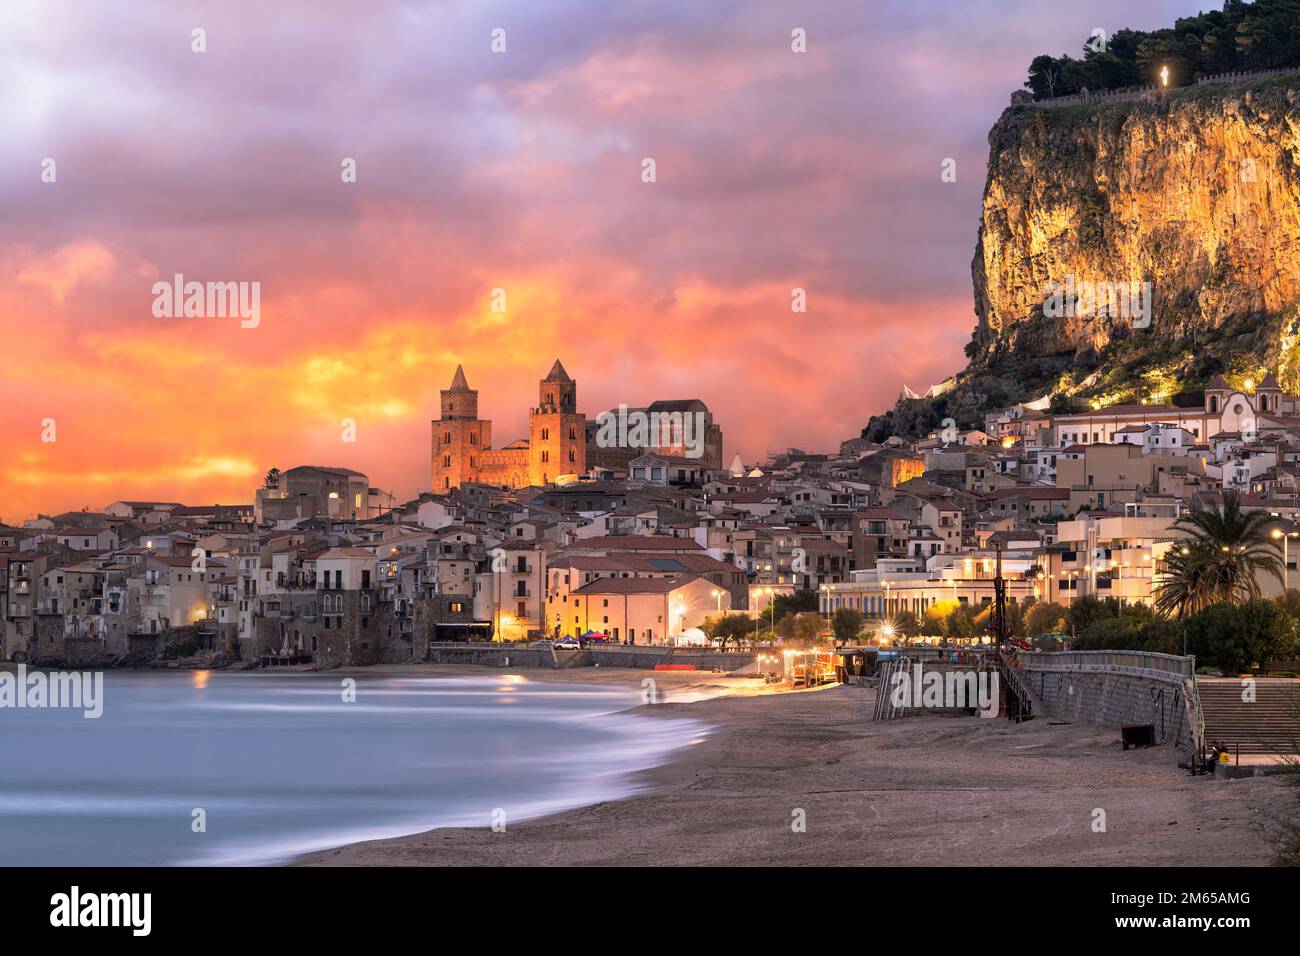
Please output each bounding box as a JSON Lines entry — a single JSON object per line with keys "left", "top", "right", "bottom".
{"left": 431, "top": 360, "right": 587, "bottom": 491}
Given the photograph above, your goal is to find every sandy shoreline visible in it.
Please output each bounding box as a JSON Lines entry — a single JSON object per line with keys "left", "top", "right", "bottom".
{"left": 291, "top": 667, "right": 1295, "bottom": 866}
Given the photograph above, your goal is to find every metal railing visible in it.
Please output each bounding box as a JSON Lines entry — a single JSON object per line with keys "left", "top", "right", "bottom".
{"left": 1022, "top": 649, "right": 1194, "bottom": 678}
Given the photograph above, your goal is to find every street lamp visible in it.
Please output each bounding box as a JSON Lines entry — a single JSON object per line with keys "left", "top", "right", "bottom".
{"left": 1272, "top": 529, "right": 1297, "bottom": 591}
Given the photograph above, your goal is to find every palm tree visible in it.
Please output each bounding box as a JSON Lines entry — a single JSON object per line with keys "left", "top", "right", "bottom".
{"left": 1152, "top": 543, "right": 1217, "bottom": 617}
{"left": 1154, "top": 490, "right": 1285, "bottom": 616}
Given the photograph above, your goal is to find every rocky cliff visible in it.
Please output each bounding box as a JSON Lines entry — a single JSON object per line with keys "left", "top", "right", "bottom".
{"left": 865, "top": 76, "right": 1300, "bottom": 441}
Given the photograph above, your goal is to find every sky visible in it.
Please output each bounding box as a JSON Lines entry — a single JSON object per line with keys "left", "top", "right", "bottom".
{"left": 0, "top": 0, "right": 1210, "bottom": 520}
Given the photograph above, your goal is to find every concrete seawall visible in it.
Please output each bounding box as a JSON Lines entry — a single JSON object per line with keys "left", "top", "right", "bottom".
{"left": 424, "top": 645, "right": 753, "bottom": 671}
{"left": 1021, "top": 660, "right": 1199, "bottom": 751}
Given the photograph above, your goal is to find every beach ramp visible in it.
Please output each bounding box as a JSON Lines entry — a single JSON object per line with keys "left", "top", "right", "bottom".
{"left": 551, "top": 647, "right": 593, "bottom": 669}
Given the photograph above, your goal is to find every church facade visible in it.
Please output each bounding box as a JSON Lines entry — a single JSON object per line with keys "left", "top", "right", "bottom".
{"left": 431, "top": 361, "right": 587, "bottom": 491}
{"left": 1050, "top": 374, "right": 1299, "bottom": 447}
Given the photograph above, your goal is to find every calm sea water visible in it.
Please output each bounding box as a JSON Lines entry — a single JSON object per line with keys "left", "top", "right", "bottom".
{"left": 0, "top": 670, "right": 709, "bottom": 866}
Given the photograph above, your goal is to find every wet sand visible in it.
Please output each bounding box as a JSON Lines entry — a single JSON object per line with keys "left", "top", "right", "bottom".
{"left": 296, "top": 671, "right": 1294, "bottom": 866}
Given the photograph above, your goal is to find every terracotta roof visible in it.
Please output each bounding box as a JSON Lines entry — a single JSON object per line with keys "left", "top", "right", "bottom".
{"left": 569, "top": 535, "right": 704, "bottom": 552}
{"left": 574, "top": 575, "right": 699, "bottom": 595}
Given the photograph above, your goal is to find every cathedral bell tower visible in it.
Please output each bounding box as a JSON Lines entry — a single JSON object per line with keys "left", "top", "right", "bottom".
{"left": 431, "top": 365, "right": 491, "bottom": 491}
{"left": 528, "top": 359, "right": 585, "bottom": 486}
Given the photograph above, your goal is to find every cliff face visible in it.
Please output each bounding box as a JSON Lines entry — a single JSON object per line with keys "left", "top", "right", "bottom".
{"left": 970, "top": 78, "right": 1300, "bottom": 400}
{"left": 863, "top": 78, "right": 1300, "bottom": 442}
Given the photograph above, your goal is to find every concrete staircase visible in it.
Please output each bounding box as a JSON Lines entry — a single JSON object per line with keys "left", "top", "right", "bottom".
{"left": 1197, "top": 678, "right": 1300, "bottom": 755}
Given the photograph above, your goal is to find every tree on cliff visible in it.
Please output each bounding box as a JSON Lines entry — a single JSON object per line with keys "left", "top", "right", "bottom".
{"left": 1023, "top": 0, "right": 1300, "bottom": 99}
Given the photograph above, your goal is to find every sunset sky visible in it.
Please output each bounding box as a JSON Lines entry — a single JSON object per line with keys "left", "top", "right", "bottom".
{"left": 0, "top": 0, "right": 1206, "bottom": 520}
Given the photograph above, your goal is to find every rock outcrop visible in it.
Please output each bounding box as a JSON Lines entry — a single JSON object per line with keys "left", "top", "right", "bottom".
{"left": 865, "top": 76, "right": 1300, "bottom": 441}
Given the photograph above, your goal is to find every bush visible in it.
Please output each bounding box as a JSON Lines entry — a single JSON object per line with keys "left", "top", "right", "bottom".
{"left": 702, "top": 613, "right": 753, "bottom": 649}
{"left": 777, "top": 611, "right": 822, "bottom": 647}
{"left": 831, "top": 607, "right": 864, "bottom": 643}
{"left": 1184, "top": 600, "right": 1299, "bottom": 674}
{"left": 1025, "top": 601, "right": 1068, "bottom": 636}
{"left": 1067, "top": 595, "right": 1146, "bottom": 635}
{"left": 1072, "top": 615, "right": 1180, "bottom": 655}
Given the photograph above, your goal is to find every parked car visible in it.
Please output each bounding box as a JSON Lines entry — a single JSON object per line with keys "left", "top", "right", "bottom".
{"left": 553, "top": 636, "right": 581, "bottom": 650}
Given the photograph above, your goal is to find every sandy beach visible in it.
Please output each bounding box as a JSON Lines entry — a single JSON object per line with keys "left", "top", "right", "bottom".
{"left": 297, "top": 669, "right": 1294, "bottom": 866}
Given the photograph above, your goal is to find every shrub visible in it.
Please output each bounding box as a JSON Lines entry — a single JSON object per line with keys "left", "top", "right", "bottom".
{"left": 1184, "top": 600, "right": 1298, "bottom": 674}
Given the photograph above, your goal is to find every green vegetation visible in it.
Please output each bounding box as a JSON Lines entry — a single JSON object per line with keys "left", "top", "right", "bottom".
{"left": 1153, "top": 490, "right": 1286, "bottom": 616}
{"left": 1025, "top": 601, "right": 1068, "bottom": 636}
{"left": 769, "top": 589, "right": 819, "bottom": 618}
{"left": 1025, "top": 0, "right": 1300, "bottom": 99}
{"left": 701, "top": 613, "right": 753, "bottom": 650}
{"left": 776, "top": 611, "right": 822, "bottom": 647}
{"left": 831, "top": 607, "right": 865, "bottom": 643}
{"left": 1183, "top": 599, "right": 1298, "bottom": 672}
{"left": 161, "top": 638, "right": 201, "bottom": 660}
{"left": 1065, "top": 596, "right": 1183, "bottom": 654}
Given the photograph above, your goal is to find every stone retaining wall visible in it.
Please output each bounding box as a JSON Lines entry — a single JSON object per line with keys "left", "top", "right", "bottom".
{"left": 424, "top": 645, "right": 753, "bottom": 671}
{"left": 426, "top": 647, "right": 552, "bottom": 667}
{"left": 1021, "top": 663, "right": 1200, "bottom": 751}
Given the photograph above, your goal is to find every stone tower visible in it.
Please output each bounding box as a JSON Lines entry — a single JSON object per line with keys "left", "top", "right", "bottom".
{"left": 431, "top": 365, "right": 492, "bottom": 491}
{"left": 528, "top": 360, "right": 586, "bottom": 486}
